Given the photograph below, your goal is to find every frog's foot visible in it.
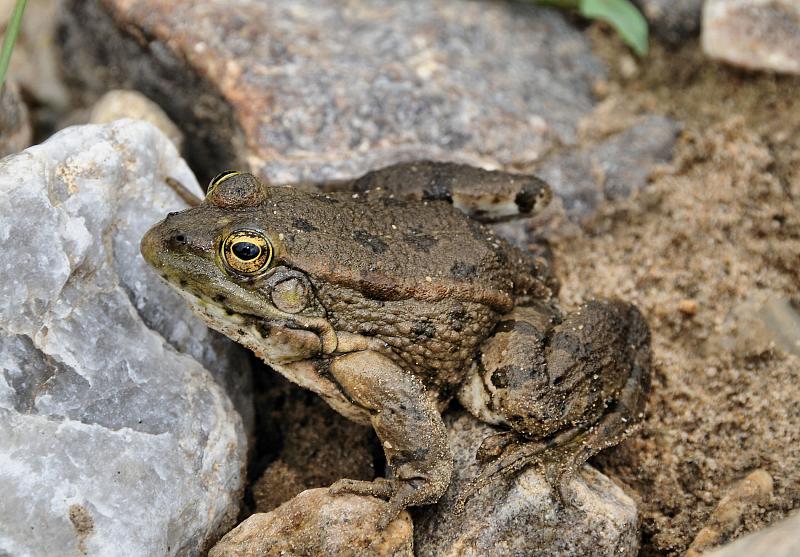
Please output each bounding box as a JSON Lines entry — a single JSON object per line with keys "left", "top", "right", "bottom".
{"left": 455, "top": 427, "right": 578, "bottom": 512}
{"left": 457, "top": 409, "right": 644, "bottom": 512}
{"left": 329, "top": 477, "right": 435, "bottom": 530}
{"left": 329, "top": 477, "right": 396, "bottom": 499}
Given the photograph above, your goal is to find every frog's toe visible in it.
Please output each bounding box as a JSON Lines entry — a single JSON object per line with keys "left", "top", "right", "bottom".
{"left": 329, "top": 477, "right": 396, "bottom": 499}
{"left": 375, "top": 499, "right": 406, "bottom": 530}
{"left": 539, "top": 456, "right": 577, "bottom": 507}
{"left": 476, "top": 431, "right": 518, "bottom": 462}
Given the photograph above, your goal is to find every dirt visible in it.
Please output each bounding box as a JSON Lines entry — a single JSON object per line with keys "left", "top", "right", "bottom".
{"left": 549, "top": 27, "right": 800, "bottom": 556}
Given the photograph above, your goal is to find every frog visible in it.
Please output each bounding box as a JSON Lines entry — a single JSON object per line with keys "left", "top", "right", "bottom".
{"left": 140, "top": 161, "right": 651, "bottom": 527}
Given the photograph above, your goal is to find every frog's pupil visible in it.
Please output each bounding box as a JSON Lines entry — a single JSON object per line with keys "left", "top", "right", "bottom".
{"left": 233, "top": 241, "right": 260, "bottom": 260}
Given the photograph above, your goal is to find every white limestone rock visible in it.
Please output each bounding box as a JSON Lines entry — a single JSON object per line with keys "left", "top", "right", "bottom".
{"left": 0, "top": 120, "right": 251, "bottom": 556}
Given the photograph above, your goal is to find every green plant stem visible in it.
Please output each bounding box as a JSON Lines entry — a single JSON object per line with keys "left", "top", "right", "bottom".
{"left": 0, "top": 0, "right": 28, "bottom": 90}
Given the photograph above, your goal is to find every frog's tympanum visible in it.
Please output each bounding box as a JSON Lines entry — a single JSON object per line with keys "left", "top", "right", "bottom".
{"left": 141, "top": 161, "right": 651, "bottom": 526}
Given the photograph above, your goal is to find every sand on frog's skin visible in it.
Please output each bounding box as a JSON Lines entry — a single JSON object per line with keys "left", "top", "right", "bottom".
{"left": 547, "top": 28, "right": 800, "bottom": 557}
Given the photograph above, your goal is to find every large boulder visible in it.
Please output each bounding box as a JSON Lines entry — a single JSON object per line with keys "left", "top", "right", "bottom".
{"left": 57, "top": 0, "right": 605, "bottom": 184}
{"left": 0, "top": 120, "right": 251, "bottom": 556}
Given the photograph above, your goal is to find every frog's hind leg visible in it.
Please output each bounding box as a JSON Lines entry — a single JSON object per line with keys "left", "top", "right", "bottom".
{"left": 308, "top": 160, "right": 551, "bottom": 222}
{"left": 456, "top": 300, "right": 651, "bottom": 509}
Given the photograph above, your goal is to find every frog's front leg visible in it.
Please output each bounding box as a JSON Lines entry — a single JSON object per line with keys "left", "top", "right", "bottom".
{"left": 458, "top": 299, "right": 651, "bottom": 504}
{"left": 327, "top": 350, "right": 452, "bottom": 528}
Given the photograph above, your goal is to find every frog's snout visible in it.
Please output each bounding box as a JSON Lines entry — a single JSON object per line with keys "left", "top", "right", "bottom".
{"left": 140, "top": 223, "right": 166, "bottom": 269}
{"left": 140, "top": 215, "right": 196, "bottom": 270}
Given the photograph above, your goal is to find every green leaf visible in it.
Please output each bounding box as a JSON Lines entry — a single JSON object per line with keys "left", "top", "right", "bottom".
{"left": 579, "top": 0, "right": 648, "bottom": 56}
{"left": 0, "top": 0, "right": 28, "bottom": 90}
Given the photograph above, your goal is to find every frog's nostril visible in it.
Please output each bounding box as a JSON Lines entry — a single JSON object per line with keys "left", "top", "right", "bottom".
{"left": 174, "top": 233, "right": 186, "bottom": 243}
{"left": 168, "top": 211, "right": 180, "bottom": 217}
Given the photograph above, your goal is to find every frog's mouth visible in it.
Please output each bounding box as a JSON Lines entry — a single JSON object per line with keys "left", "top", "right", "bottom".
{"left": 175, "top": 285, "right": 339, "bottom": 364}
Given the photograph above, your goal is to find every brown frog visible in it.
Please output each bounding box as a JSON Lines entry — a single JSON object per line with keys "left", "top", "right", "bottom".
{"left": 140, "top": 161, "right": 651, "bottom": 526}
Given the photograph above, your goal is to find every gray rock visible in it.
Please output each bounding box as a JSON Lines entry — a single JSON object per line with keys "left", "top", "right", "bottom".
{"left": 633, "top": 0, "right": 704, "bottom": 45}
{"left": 210, "top": 489, "right": 414, "bottom": 557}
{"left": 537, "top": 115, "right": 681, "bottom": 219}
{"left": 703, "top": 0, "right": 800, "bottom": 75}
{"left": 0, "top": 120, "right": 251, "bottom": 556}
{"left": 717, "top": 291, "right": 800, "bottom": 357}
{"left": 89, "top": 89, "right": 184, "bottom": 152}
{"left": 57, "top": 0, "right": 605, "bottom": 184}
{"left": 414, "top": 413, "right": 640, "bottom": 557}
{"left": 705, "top": 511, "right": 800, "bottom": 557}
{"left": 0, "top": 81, "right": 32, "bottom": 157}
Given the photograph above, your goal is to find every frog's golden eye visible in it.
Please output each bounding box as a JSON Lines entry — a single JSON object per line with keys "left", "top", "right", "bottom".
{"left": 220, "top": 229, "right": 273, "bottom": 276}
{"left": 207, "top": 170, "right": 241, "bottom": 195}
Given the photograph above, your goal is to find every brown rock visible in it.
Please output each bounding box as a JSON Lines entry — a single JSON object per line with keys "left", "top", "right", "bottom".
{"left": 678, "top": 299, "right": 699, "bottom": 316}
{"left": 210, "top": 489, "right": 413, "bottom": 557}
{"left": 57, "top": 0, "right": 604, "bottom": 184}
{"left": 703, "top": 0, "right": 800, "bottom": 74}
{"left": 89, "top": 89, "right": 184, "bottom": 151}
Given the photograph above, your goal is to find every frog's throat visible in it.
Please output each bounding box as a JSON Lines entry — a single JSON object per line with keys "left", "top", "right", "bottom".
{"left": 171, "top": 281, "right": 338, "bottom": 355}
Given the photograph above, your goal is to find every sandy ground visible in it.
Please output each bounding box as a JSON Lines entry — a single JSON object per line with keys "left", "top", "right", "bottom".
{"left": 548, "top": 28, "right": 800, "bottom": 556}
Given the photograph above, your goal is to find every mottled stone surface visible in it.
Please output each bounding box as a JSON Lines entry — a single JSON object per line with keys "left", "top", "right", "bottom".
{"left": 703, "top": 0, "right": 800, "bottom": 74}
{"left": 633, "top": 0, "right": 704, "bottom": 45}
{"left": 0, "top": 81, "right": 32, "bottom": 157}
{"left": 0, "top": 120, "right": 251, "bottom": 556}
{"left": 210, "top": 489, "right": 414, "bottom": 557}
{"left": 537, "top": 115, "right": 681, "bottom": 219}
{"left": 705, "top": 511, "right": 800, "bottom": 557}
{"left": 58, "top": 0, "right": 604, "bottom": 184}
{"left": 89, "top": 89, "right": 184, "bottom": 151}
{"left": 413, "top": 413, "right": 640, "bottom": 557}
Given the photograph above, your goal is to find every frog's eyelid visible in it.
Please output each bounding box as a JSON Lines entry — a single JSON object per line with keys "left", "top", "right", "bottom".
{"left": 207, "top": 170, "right": 242, "bottom": 194}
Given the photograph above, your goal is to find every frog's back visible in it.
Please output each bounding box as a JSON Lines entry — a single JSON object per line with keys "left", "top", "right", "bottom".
{"left": 268, "top": 187, "right": 538, "bottom": 311}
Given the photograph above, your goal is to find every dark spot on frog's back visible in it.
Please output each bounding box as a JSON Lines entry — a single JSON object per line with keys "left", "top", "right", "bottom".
{"left": 353, "top": 230, "right": 388, "bottom": 254}
{"left": 402, "top": 228, "right": 438, "bottom": 252}
{"left": 450, "top": 261, "right": 477, "bottom": 280}
{"left": 411, "top": 320, "right": 437, "bottom": 339}
{"left": 423, "top": 167, "right": 454, "bottom": 202}
{"left": 448, "top": 305, "right": 467, "bottom": 332}
{"left": 292, "top": 218, "right": 318, "bottom": 232}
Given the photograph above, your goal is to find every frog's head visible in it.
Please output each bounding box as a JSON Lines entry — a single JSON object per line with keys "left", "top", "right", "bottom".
{"left": 141, "top": 171, "right": 337, "bottom": 363}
